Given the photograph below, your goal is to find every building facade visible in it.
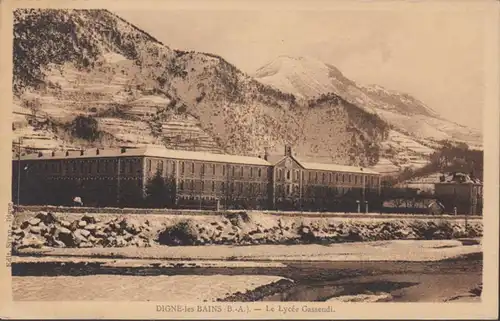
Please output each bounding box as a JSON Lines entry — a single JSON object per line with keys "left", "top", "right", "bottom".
{"left": 12, "top": 145, "right": 381, "bottom": 211}
{"left": 434, "top": 173, "right": 483, "bottom": 215}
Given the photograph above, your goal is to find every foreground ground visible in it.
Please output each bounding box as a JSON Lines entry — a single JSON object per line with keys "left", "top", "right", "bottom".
{"left": 11, "top": 239, "right": 482, "bottom": 302}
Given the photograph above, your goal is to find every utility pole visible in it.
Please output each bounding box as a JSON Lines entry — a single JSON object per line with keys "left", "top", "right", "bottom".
{"left": 16, "top": 137, "right": 23, "bottom": 207}
{"left": 199, "top": 164, "right": 203, "bottom": 210}
{"left": 117, "top": 157, "right": 121, "bottom": 207}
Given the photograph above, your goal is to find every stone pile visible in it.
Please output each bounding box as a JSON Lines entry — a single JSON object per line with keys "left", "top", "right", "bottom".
{"left": 11, "top": 212, "right": 153, "bottom": 250}
{"left": 158, "top": 212, "right": 483, "bottom": 246}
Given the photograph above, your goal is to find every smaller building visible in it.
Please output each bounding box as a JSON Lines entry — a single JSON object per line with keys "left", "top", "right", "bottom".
{"left": 434, "top": 172, "right": 483, "bottom": 215}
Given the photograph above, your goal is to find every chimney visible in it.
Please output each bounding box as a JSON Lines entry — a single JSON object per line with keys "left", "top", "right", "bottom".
{"left": 284, "top": 145, "right": 292, "bottom": 157}
{"left": 37, "top": 152, "right": 43, "bottom": 157}
{"left": 51, "top": 151, "right": 55, "bottom": 157}
{"left": 96, "top": 148, "right": 100, "bottom": 155}
{"left": 80, "top": 150, "right": 84, "bottom": 156}
{"left": 65, "top": 151, "right": 69, "bottom": 157}
{"left": 121, "top": 147, "right": 126, "bottom": 154}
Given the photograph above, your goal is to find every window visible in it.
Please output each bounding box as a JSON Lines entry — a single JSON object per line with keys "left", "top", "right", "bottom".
{"left": 80, "top": 162, "right": 84, "bottom": 173}
{"left": 223, "top": 165, "right": 226, "bottom": 176}
{"left": 181, "top": 162, "right": 185, "bottom": 174}
{"left": 232, "top": 166, "right": 235, "bottom": 176}
{"left": 201, "top": 164, "right": 205, "bottom": 175}
{"left": 64, "top": 162, "right": 69, "bottom": 171}
{"left": 157, "top": 160, "right": 163, "bottom": 175}
{"left": 278, "top": 169, "right": 282, "bottom": 180}
{"left": 180, "top": 180, "right": 184, "bottom": 190}
{"left": 221, "top": 182, "right": 225, "bottom": 192}
{"left": 211, "top": 181, "right": 215, "bottom": 192}
{"left": 96, "top": 161, "right": 100, "bottom": 173}
{"left": 315, "top": 172, "right": 318, "bottom": 183}
{"left": 191, "top": 162, "right": 195, "bottom": 174}
{"left": 212, "top": 164, "right": 215, "bottom": 175}
{"left": 258, "top": 168, "right": 262, "bottom": 177}
{"left": 342, "top": 174, "right": 345, "bottom": 183}
{"left": 322, "top": 173, "right": 326, "bottom": 183}
{"left": 201, "top": 181, "right": 204, "bottom": 191}
{"left": 250, "top": 167, "right": 253, "bottom": 177}
{"left": 128, "top": 161, "right": 133, "bottom": 174}
{"left": 120, "top": 161, "right": 125, "bottom": 174}
{"left": 104, "top": 161, "right": 109, "bottom": 173}
{"left": 147, "top": 159, "right": 152, "bottom": 172}
{"left": 355, "top": 175, "right": 358, "bottom": 184}
{"left": 240, "top": 166, "right": 243, "bottom": 177}
{"left": 239, "top": 182, "right": 243, "bottom": 193}
{"left": 287, "top": 170, "right": 291, "bottom": 180}
{"left": 348, "top": 175, "right": 352, "bottom": 183}
{"left": 336, "top": 174, "right": 339, "bottom": 183}
{"left": 191, "top": 180, "right": 194, "bottom": 190}
{"left": 308, "top": 172, "right": 312, "bottom": 180}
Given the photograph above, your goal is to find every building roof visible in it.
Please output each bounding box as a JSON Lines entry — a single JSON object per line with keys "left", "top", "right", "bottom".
{"left": 298, "top": 161, "right": 380, "bottom": 175}
{"left": 14, "top": 145, "right": 272, "bottom": 166}
{"left": 436, "top": 172, "right": 482, "bottom": 185}
{"left": 14, "top": 146, "right": 380, "bottom": 174}
{"left": 265, "top": 153, "right": 380, "bottom": 175}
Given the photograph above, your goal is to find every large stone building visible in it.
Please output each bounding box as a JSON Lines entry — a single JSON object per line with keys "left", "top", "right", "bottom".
{"left": 12, "top": 145, "right": 381, "bottom": 211}
{"left": 434, "top": 172, "right": 483, "bottom": 215}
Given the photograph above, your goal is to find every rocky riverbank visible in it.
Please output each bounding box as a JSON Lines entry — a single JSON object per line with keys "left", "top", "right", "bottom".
{"left": 10, "top": 211, "right": 482, "bottom": 250}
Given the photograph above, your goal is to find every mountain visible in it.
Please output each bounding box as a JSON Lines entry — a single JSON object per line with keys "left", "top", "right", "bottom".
{"left": 12, "top": 9, "right": 390, "bottom": 167}
{"left": 254, "top": 56, "right": 483, "bottom": 174}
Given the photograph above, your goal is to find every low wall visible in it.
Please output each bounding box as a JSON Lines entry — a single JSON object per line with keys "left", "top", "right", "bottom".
{"left": 10, "top": 210, "right": 483, "bottom": 250}
{"left": 14, "top": 205, "right": 481, "bottom": 220}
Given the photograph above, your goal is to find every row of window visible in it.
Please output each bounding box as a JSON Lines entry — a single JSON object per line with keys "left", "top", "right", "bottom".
{"left": 178, "top": 179, "right": 268, "bottom": 194}
{"left": 21, "top": 159, "right": 141, "bottom": 175}
{"left": 276, "top": 168, "right": 379, "bottom": 186}
{"left": 20, "top": 160, "right": 380, "bottom": 186}
{"left": 160, "top": 160, "right": 265, "bottom": 178}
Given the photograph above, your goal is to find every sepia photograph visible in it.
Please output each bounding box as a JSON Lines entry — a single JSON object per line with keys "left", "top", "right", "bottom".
{"left": 0, "top": 0, "right": 498, "bottom": 319}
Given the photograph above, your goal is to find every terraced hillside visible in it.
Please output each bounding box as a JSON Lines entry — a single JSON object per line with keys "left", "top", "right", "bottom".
{"left": 12, "top": 9, "right": 389, "bottom": 167}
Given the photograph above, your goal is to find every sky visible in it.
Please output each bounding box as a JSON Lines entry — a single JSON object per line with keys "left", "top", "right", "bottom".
{"left": 115, "top": 7, "right": 487, "bottom": 130}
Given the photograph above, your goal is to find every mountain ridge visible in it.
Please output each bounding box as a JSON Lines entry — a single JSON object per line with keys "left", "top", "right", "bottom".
{"left": 253, "top": 55, "right": 482, "bottom": 174}
{"left": 12, "top": 8, "right": 389, "bottom": 167}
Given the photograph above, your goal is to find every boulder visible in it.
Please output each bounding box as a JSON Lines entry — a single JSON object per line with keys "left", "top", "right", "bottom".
{"left": 38, "top": 222, "right": 49, "bottom": 234}
{"left": 57, "top": 226, "right": 72, "bottom": 236}
{"left": 35, "top": 211, "right": 58, "bottom": 225}
{"left": 78, "top": 242, "right": 93, "bottom": 248}
{"left": 18, "top": 235, "right": 45, "bottom": 249}
{"left": 12, "top": 228, "right": 24, "bottom": 236}
{"left": 87, "top": 235, "right": 98, "bottom": 244}
{"left": 120, "top": 218, "right": 141, "bottom": 234}
{"left": 115, "top": 236, "right": 127, "bottom": 247}
{"left": 29, "top": 225, "right": 42, "bottom": 234}
{"left": 81, "top": 214, "right": 97, "bottom": 224}
{"left": 28, "top": 218, "right": 41, "bottom": 226}
{"left": 78, "top": 220, "right": 87, "bottom": 228}
{"left": 69, "top": 220, "right": 79, "bottom": 231}
{"left": 95, "top": 231, "right": 108, "bottom": 238}
{"left": 60, "top": 220, "right": 71, "bottom": 228}
{"left": 123, "top": 231, "right": 134, "bottom": 241}
{"left": 84, "top": 224, "right": 97, "bottom": 231}
{"left": 73, "top": 230, "right": 88, "bottom": 245}
{"left": 78, "top": 229, "right": 91, "bottom": 238}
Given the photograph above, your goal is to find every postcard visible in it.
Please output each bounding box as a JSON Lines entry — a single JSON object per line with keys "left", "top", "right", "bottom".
{"left": 0, "top": 0, "right": 498, "bottom": 319}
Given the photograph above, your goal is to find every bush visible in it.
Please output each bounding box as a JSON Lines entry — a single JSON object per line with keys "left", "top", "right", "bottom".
{"left": 157, "top": 221, "right": 199, "bottom": 246}
{"left": 70, "top": 115, "right": 100, "bottom": 141}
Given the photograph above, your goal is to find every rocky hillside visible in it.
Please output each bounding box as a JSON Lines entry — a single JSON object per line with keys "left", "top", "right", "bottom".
{"left": 254, "top": 56, "right": 483, "bottom": 173}
{"left": 12, "top": 9, "right": 390, "bottom": 166}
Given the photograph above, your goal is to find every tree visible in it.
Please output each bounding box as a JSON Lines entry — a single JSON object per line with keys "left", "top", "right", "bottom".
{"left": 71, "top": 114, "right": 100, "bottom": 141}
{"left": 145, "top": 171, "right": 170, "bottom": 208}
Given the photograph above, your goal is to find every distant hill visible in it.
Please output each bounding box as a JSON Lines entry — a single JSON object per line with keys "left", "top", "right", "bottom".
{"left": 254, "top": 56, "right": 483, "bottom": 173}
